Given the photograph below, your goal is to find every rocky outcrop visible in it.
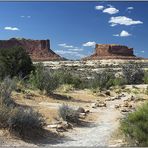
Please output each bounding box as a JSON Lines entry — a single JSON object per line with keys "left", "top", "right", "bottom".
{"left": 83, "top": 44, "right": 140, "bottom": 60}
{"left": 0, "top": 38, "right": 63, "bottom": 61}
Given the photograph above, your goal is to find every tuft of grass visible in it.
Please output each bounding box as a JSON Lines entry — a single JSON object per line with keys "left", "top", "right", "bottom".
{"left": 56, "top": 84, "right": 74, "bottom": 93}
{"left": 58, "top": 104, "right": 79, "bottom": 124}
{"left": 120, "top": 102, "right": 148, "bottom": 146}
{"left": 8, "top": 107, "right": 46, "bottom": 139}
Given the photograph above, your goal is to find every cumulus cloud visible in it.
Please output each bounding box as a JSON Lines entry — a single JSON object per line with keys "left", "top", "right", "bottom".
{"left": 95, "top": 5, "right": 104, "bottom": 10}
{"left": 141, "top": 50, "right": 145, "bottom": 53}
{"left": 109, "top": 16, "right": 143, "bottom": 26}
{"left": 58, "top": 43, "right": 73, "bottom": 48}
{"left": 4, "top": 26, "right": 19, "bottom": 31}
{"left": 83, "top": 41, "right": 96, "bottom": 47}
{"left": 103, "top": 7, "right": 119, "bottom": 15}
{"left": 127, "top": 7, "right": 134, "bottom": 10}
{"left": 113, "top": 30, "right": 131, "bottom": 37}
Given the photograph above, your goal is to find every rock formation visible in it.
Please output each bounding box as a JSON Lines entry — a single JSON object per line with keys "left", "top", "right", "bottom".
{"left": 0, "top": 38, "right": 63, "bottom": 61}
{"left": 83, "top": 44, "right": 140, "bottom": 60}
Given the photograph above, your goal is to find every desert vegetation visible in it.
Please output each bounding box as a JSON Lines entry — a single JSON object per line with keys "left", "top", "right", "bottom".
{"left": 0, "top": 47, "right": 148, "bottom": 146}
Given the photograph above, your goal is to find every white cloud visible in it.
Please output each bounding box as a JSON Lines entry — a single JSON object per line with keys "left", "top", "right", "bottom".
{"left": 127, "top": 7, "right": 134, "bottom": 10}
{"left": 95, "top": 5, "right": 104, "bottom": 10}
{"left": 83, "top": 41, "right": 96, "bottom": 47}
{"left": 68, "top": 48, "right": 84, "bottom": 51}
{"left": 20, "top": 15, "right": 31, "bottom": 18}
{"left": 103, "top": 7, "right": 119, "bottom": 15}
{"left": 58, "top": 43, "right": 73, "bottom": 48}
{"left": 55, "top": 50, "right": 77, "bottom": 54}
{"left": 113, "top": 30, "right": 131, "bottom": 37}
{"left": 4, "top": 26, "right": 19, "bottom": 31}
{"left": 109, "top": 16, "right": 143, "bottom": 26}
{"left": 141, "top": 50, "right": 145, "bottom": 53}
{"left": 55, "top": 50, "right": 85, "bottom": 59}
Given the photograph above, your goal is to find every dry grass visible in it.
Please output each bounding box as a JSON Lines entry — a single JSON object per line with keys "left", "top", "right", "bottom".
{"left": 12, "top": 89, "right": 99, "bottom": 124}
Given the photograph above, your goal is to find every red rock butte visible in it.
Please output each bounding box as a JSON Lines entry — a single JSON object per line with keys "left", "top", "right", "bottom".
{"left": 0, "top": 38, "right": 63, "bottom": 61}
{"left": 83, "top": 44, "right": 142, "bottom": 60}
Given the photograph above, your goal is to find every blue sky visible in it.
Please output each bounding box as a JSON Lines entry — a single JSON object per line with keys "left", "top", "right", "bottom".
{"left": 0, "top": 2, "right": 147, "bottom": 59}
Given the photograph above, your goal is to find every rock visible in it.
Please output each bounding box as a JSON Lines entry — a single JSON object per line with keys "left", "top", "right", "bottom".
{"left": 79, "top": 113, "right": 86, "bottom": 119}
{"left": 98, "top": 93, "right": 106, "bottom": 97}
{"left": 92, "top": 102, "right": 106, "bottom": 108}
{"left": 77, "top": 107, "right": 85, "bottom": 113}
{"left": 131, "top": 95, "right": 136, "bottom": 101}
{"left": 118, "top": 93, "right": 126, "bottom": 98}
{"left": 105, "top": 90, "right": 110, "bottom": 96}
{"left": 115, "top": 104, "right": 120, "bottom": 109}
{"left": 85, "top": 110, "right": 90, "bottom": 114}
{"left": 123, "top": 102, "right": 129, "bottom": 107}
{"left": 47, "top": 124, "right": 57, "bottom": 128}
{"left": 0, "top": 38, "right": 64, "bottom": 61}
{"left": 82, "top": 44, "right": 141, "bottom": 60}
{"left": 56, "top": 121, "right": 73, "bottom": 132}
{"left": 121, "top": 108, "right": 130, "bottom": 113}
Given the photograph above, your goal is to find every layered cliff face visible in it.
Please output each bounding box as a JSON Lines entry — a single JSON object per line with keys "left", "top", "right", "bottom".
{"left": 0, "top": 38, "right": 63, "bottom": 61}
{"left": 83, "top": 44, "right": 140, "bottom": 60}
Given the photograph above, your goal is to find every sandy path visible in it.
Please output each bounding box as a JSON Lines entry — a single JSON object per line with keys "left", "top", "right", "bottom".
{"left": 50, "top": 97, "right": 126, "bottom": 147}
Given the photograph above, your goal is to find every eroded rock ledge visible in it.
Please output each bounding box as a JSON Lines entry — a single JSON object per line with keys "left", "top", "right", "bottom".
{"left": 83, "top": 44, "right": 141, "bottom": 60}
{"left": 0, "top": 38, "right": 63, "bottom": 61}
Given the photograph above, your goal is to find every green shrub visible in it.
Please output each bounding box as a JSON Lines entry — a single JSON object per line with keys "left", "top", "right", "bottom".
{"left": 58, "top": 104, "right": 79, "bottom": 124}
{"left": 8, "top": 107, "right": 46, "bottom": 139}
{"left": 52, "top": 70, "right": 82, "bottom": 88}
{"left": 0, "top": 47, "right": 34, "bottom": 80}
{"left": 144, "top": 71, "right": 148, "bottom": 84}
{"left": 56, "top": 84, "right": 74, "bottom": 93}
{"left": 29, "top": 63, "right": 59, "bottom": 94}
{"left": 122, "top": 63, "right": 144, "bottom": 84}
{"left": 90, "top": 69, "right": 118, "bottom": 90}
{"left": 0, "top": 77, "right": 16, "bottom": 107}
{"left": 121, "top": 103, "right": 148, "bottom": 146}
{"left": 0, "top": 105, "right": 16, "bottom": 128}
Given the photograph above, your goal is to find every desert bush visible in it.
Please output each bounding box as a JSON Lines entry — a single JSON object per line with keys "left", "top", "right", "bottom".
{"left": 8, "top": 107, "right": 46, "bottom": 139}
{"left": 0, "top": 105, "right": 16, "bottom": 128}
{"left": 120, "top": 103, "right": 148, "bottom": 146}
{"left": 52, "top": 70, "right": 82, "bottom": 88}
{"left": 90, "top": 69, "right": 121, "bottom": 90}
{"left": 144, "top": 71, "right": 148, "bottom": 84}
{"left": 56, "top": 84, "right": 74, "bottom": 93}
{"left": 0, "top": 77, "right": 16, "bottom": 107}
{"left": 0, "top": 47, "right": 34, "bottom": 80}
{"left": 29, "top": 63, "right": 59, "bottom": 94}
{"left": 58, "top": 104, "right": 79, "bottom": 124}
{"left": 122, "top": 63, "right": 144, "bottom": 84}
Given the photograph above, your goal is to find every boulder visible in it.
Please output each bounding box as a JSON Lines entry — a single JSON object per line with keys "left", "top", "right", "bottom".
{"left": 77, "top": 107, "right": 85, "bottom": 113}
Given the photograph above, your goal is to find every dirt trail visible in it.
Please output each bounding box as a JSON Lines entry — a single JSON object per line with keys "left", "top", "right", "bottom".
{"left": 50, "top": 95, "right": 126, "bottom": 147}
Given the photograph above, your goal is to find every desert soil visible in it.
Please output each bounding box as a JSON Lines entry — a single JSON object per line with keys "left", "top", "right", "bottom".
{"left": 0, "top": 87, "right": 147, "bottom": 147}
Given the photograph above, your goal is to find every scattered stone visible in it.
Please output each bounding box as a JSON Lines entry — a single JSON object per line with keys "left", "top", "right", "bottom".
{"left": 121, "top": 108, "right": 130, "bottom": 113}
{"left": 77, "top": 107, "right": 85, "bottom": 113}
{"left": 105, "top": 90, "right": 110, "bottom": 96}
{"left": 98, "top": 93, "right": 106, "bottom": 97}
{"left": 115, "top": 104, "right": 120, "bottom": 109}
{"left": 131, "top": 95, "right": 136, "bottom": 101}
{"left": 85, "top": 110, "right": 90, "bottom": 114}
{"left": 92, "top": 102, "right": 106, "bottom": 108}
{"left": 56, "top": 121, "right": 73, "bottom": 132}
{"left": 79, "top": 113, "right": 86, "bottom": 119}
